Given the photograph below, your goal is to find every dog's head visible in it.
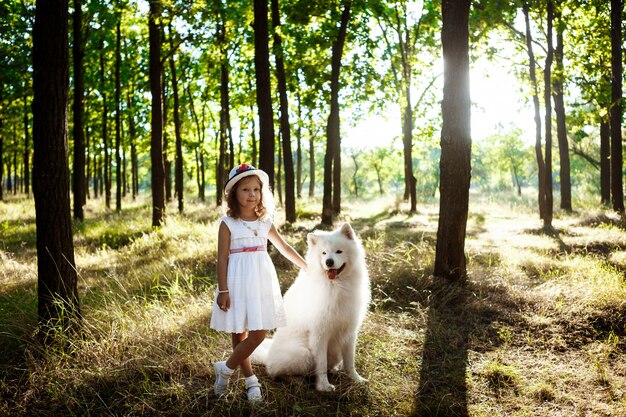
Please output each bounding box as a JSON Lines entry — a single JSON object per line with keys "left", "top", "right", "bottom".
{"left": 307, "top": 223, "right": 358, "bottom": 280}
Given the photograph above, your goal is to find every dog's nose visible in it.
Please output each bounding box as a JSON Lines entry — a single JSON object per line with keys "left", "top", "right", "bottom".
{"left": 325, "top": 258, "right": 334, "bottom": 267}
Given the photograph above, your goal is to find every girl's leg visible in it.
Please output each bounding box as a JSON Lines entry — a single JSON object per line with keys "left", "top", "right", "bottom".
{"left": 231, "top": 332, "right": 253, "bottom": 377}
{"left": 226, "top": 330, "right": 267, "bottom": 377}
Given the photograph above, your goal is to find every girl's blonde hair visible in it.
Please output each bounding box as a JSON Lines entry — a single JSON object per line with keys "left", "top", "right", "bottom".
{"left": 225, "top": 174, "right": 275, "bottom": 220}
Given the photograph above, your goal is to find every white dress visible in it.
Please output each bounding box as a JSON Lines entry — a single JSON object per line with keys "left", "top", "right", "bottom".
{"left": 210, "top": 215, "right": 286, "bottom": 333}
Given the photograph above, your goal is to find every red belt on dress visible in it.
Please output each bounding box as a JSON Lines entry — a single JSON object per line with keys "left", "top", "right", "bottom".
{"left": 230, "top": 245, "right": 266, "bottom": 254}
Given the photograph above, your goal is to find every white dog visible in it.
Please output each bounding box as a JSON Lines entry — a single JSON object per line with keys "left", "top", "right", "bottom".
{"left": 252, "top": 223, "right": 370, "bottom": 391}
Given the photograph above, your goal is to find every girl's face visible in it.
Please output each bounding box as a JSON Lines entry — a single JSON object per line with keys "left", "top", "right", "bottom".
{"left": 235, "top": 176, "right": 262, "bottom": 212}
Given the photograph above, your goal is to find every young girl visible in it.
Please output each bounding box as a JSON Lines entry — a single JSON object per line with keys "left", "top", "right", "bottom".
{"left": 210, "top": 163, "right": 306, "bottom": 402}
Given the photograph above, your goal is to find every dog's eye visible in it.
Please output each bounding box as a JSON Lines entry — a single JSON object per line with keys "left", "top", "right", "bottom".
{"left": 322, "top": 251, "right": 327, "bottom": 255}
{"left": 336, "top": 250, "right": 343, "bottom": 254}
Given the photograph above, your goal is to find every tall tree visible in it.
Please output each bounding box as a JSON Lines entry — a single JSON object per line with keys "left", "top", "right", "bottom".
{"left": 254, "top": 0, "right": 275, "bottom": 189}
{"left": 271, "top": 0, "right": 295, "bottom": 223}
{"left": 0, "top": 90, "right": 3, "bottom": 201}
{"left": 32, "top": 0, "right": 80, "bottom": 339}
{"left": 149, "top": 0, "right": 166, "bottom": 226}
{"left": 23, "top": 87, "right": 30, "bottom": 195}
{"left": 543, "top": 0, "right": 554, "bottom": 228}
{"left": 600, "top": 118, "right": 610, "bottom": 205}
{"left": 552, "top": 5, "right": 571, "bottom": 212}
{"left": 115, "top": 18, "right": 122, "bottom": 212}
{"left": 99, "top": 47, "right": 111, "bottom": 209}
{"left": 373, "top": 0, "right": 436, "bottom": 213}
{"left": 216, "top": 3, "right": 230, "bottom": 205}
{"left": 522, "top": 3, "right": 547, "bottom": 222}
{"left": 434, "top": 0, "right": 471, "bottom": 280}
{"left": 610, "top": 0, "right": 624, "bottom": 212}
{"left": 168, "top": 25, "right": 184, "bottom": 214}
{"left": 322, "top": 0, "right": 351, "bottom": 225}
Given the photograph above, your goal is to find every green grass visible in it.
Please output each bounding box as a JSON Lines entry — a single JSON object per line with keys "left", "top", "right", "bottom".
{"left": 1, "top": 192, "right": 625, "bottom": 416}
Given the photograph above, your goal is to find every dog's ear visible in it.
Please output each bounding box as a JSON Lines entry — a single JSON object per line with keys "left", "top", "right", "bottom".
{"left": 339, "top": 223, "right": 355, "bottom": 240}
{"left": 307, "top": 233, "right": 317, "bottom": 246}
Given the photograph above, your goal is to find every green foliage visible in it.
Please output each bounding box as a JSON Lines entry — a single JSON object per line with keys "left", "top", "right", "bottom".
{"left": 472, "top": 128, "right": 534, "bottom": 193}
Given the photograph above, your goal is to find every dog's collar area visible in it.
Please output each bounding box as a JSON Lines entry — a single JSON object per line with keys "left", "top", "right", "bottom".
{"left": 327, "top": 263, "right": 346, "bottom": 280}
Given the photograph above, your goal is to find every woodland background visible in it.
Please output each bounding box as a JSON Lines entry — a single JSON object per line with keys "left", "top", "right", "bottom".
{"left": 1, "top": 0, "right": 626, "bottom": 416}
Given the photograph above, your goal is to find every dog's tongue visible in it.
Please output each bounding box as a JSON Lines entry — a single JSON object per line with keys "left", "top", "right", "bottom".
{"left": 327, "top": 269, "right": 338, "bottom": 280}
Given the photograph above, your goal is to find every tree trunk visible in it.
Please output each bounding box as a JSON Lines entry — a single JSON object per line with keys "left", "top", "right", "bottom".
{"left": 168, "top": 28, "right": 184, "bottom": 214}
{"left": 127, "top": 91, "right": 138, "bottom": 199}
{"left": 32, "top": 0, "right": 80, "bottom": 340}
{"left": 434, "top": 0, "right": 472, "bottom": 280}
{"left": 296, "top": 90, "right": 303, "bottom": 198}
{"left": 309, "top": 127, "right": 315, "bottom": 198}
{"left": 271, "top": 0, "right": 296, "bottom": 222}
{"left": 351, "top": 153, "right": 359, "bottom": 197}
{"left": 115, "top": 20, "right": 122, "bottom": 212}
{"left": 85, "top": 124, "right": 90, "bottom": 200}
{"left": 23, "top": 90, "right": 31, "bottom": 196}
{"left": 322, "top": 0, "right": 351, "bottom": 225}
{"left": 600, "top": 118, "right": 610, "bottom": 205}
{"left": 254, "top": 0, "right": 275, "bottom": 188}
{"left": 149, "top": 0, "right": 166, "bottom": 226}
{"left": 0, "top": 99, "right": 3, "bottom": 201}
{"left": 610, "top": 0, "right": 624, "bottom": 212}
{"left": 523, "top": 3, "right": 546, "bottom": 222}
{"left": 552, "top": 9, "right": 571, "bottom": 212}
{"left": 100, "top": 50, "right": 111, "bottom": 210}
{"left": 216, "top": 8, "right": 229, "bottom": 205}
{"left": 543, "top": 0, "right": 554, "bottom": 228}
{"left": 163, "top": 71, "right": 172, "bottom": 203}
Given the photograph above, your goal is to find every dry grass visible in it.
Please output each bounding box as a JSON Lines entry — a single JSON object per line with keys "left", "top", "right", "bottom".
{"left": 1, "top": 192, "right": 625, "bottom": 416}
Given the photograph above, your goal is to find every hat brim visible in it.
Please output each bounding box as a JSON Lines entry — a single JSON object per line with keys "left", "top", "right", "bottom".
{"left": 224, "top": 169, "right": 270, "bottom": 195}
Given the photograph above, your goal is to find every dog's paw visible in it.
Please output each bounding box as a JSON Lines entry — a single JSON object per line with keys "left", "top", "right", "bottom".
{"left": 352, "top": 375, "right": 368, "bottom": 384}
{"left": 348, "top": 371, "right": 368, "bottom": 383}
{"left": 316, "top": 382, "right": 336, "bottom": 392}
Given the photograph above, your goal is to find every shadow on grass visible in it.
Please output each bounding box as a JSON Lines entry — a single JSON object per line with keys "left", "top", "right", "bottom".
{"left": 413, "top": 276, "right": 527, "bottom": 416}
{"left": 415, "top": 279, "right": 472, "bottom": 416}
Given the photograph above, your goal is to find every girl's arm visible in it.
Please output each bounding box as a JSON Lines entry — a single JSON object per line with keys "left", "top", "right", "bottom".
{"left": 268, "top": 223, "right": 307, "bottom": 270}
{"left": 216, "top": 221, "right": 231, "bottom": 310}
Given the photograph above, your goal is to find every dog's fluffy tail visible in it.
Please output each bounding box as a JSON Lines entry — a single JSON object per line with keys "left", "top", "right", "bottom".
{"left": 250, "top": 338, "right": 273, "bottom": 364}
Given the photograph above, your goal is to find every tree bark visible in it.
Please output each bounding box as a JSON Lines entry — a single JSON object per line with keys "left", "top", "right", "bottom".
{"left": 254, "top": 0, "right": 275, "bottom": 189}
{"left": 149, "top": 0, "right": 166, "bottom": 226}
{"left": 168, "top": 27, "right": 184, "bottom": 214}
{"left": 100, "top": 49, "right": 111, "bottom": 209}
{"left": 32, "top": 0, "right": 81, "bottom": 339}
{"left": 552, "top": 8, "right": 571, "bottom": 212}
{"left": 600, "top": 118, "right": 610, "bottom": 205}
{"left": 523, "top": 3, "right": 547, "bottom": 222}
{"left": 271, "top": 0, "right": 296, "bottom": 222}
{"left": 309, "top": 126, "right": 315, "bottom": 198}
{"left": 163, "top": 70, "right": 172, "bottom": 203}
{"left": 434, "top": 0, "right": 472, "bottom": 280}
{"left": 0, "top": 93, "right": 3, "bottom": 200}
{"left": 610, "top": 0, "right": 624, "bottom": 212}
{"left": 322, "top": 0, "right": 351, "bottom": 225}
{"left": 543, "top": 0, "right": 554, "bottom": 228}
{"left": 216, "top": 7, "right": 229, "bottom": 205}
{"left": 296, "top": 90, "right": 303, "bottom": 198}
{"left": 23, "top": 90, "right": 31, "bottom": 196}
{"left": 115, "top": 19, "right": 122, "bottom": 212}
{"left": 127, "top": 91, "right": 138, "bottom": 199}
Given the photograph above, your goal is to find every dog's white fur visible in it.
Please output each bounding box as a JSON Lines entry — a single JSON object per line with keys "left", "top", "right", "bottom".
{"left": 252, "top": 223, "right": 370, "bottom": 391}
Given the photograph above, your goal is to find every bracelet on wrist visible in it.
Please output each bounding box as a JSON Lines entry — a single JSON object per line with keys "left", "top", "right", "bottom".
{"left": 218, "top": 289, "right": 229, "bottom": 294}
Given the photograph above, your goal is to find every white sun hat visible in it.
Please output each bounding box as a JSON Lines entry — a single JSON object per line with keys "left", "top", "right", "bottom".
{"left": 224, "top": 163, "right": 270, "bottom": 196}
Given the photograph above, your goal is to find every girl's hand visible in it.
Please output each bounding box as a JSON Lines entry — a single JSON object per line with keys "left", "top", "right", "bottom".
{"left": 217, "top": 292, "right": 231, "bottom": 312}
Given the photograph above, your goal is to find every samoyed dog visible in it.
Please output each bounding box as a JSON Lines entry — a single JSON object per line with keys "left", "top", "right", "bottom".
{"left": 252, "top": 223, "right": 370, "bottom": 391}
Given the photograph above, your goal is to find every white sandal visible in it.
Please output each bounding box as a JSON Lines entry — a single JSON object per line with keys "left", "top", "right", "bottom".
{"left": 214, "top": 361, "right": 233, "bottom": 398}
{"left": 245, "top": 376, "right": 262, "bottom": 402}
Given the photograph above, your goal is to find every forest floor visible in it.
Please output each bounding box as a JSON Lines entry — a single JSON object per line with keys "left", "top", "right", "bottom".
{"left": 1, "top": 192, "right": 625, "bottom": 416}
